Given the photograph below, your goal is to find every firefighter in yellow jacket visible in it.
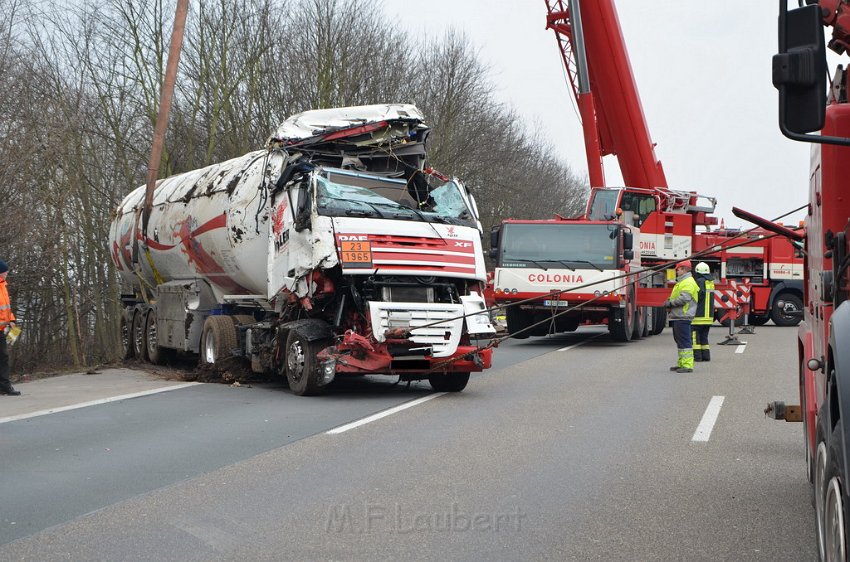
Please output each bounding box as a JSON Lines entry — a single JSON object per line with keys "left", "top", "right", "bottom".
{"left": 0, "top": 258, "right": 19, "bottom": 395}
{"left": 692, "top": 262, "right": 715, "bottom": 362}
{"left": 663, "top": 261, "right": 699, "bottom": 373}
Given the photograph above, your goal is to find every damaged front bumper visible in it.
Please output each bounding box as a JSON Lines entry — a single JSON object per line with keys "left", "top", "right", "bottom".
{"left": 317, "top": 330, "right": 493, "bottom": 378}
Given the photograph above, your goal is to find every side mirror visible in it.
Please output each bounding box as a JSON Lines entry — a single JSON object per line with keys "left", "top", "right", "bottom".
{"left": 774, "top": 4, "right": 827, "bottom": 135}
{"left": 293, "top": 185, "right": 311, "bottom": 232}
{"left": 489, "top": 225, "right": 501, "bottom": 253}
{"left": 622, "top": 230, "right": 634, "bottom": 251}
{"left": 623, "top": 249, "right": 634, "bottom": 262}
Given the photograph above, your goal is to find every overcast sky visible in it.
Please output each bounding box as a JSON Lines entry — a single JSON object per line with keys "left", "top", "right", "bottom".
{"left": 383, "top": 0, "right": 816, "bottom": 228}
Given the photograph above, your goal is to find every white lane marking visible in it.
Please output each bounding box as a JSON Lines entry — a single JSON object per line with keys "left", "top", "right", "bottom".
{"left": 327, "top": 393, "right": 445, "bottom": 435}
{"left": 692, "top": 395, "right": 725, "bottom": 442}
{"left": 558, "top": 332, "right": 604, "bottom": 352}
{"left": 0, "top": 382, "right": 201, "bottom": 424}
{"left": 735, "top": 344, "right": 747, "bottom": 354}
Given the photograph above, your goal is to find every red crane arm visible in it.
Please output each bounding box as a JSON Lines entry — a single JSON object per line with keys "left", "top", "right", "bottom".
{"left": 545, "top": 0, "right": 668, "bottom": 190}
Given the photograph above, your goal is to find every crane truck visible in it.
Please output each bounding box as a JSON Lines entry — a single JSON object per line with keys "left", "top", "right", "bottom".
{"left": 109, "top": 104, "right": 495, "bottom": 396}
{"left": 693, "top": 226, "right": 805, "bottom": 326}
{"left": 490, "top": 0, "right": 722, "bottom": 341}
{"left": 743, "top": 2, "right": 850, "bottom": 559}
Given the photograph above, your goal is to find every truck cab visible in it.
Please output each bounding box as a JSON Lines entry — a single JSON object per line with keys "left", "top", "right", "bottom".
{"left": 490, "top": 218, "right": 644, "bottom": 340}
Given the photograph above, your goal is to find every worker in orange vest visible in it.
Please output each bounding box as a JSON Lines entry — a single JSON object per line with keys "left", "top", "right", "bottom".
{"left": 0, "top": 259, "right": 20, "bottom": 396}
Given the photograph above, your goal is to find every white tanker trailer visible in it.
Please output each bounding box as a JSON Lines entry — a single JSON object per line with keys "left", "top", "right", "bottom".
{"left": 109, "top": 104, "right": 495, "bottom": 395}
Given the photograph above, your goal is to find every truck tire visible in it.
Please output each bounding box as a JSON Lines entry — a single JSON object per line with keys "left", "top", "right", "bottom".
{"left": 506, "top": 306, "right": 532, "bottom": 339}
{"left": 771, "top": 293, "right": 803, "bottom": 327}
{"left": 643, "top": 307, "right": 653, "bottom": 337}
{"left": 120, "top": 314, "right": 134, "bottom": 360}
{"left": 610, "top": 294, "right": 634, "bottom": 343}
{"left": 632, "top": 306, "right": 646, "bottom": 340}
{"left": 285, "top": 330, "right": 327, "bottom": 396}
{"left": 200, "top": 315, "right": 238, "bottom": 365}
{"left": 651, "top": 306, "right": 666, "bottom": 335}
{"left": 823, "top": 427, "right": 848, "bottom": 562}
{"left": 816, "top": 432, "right": 829, "bottom": 561}
{"left": 429, "top": 372, "right": 470, "bottom": 392}
{"left": 132, "top": 309, "right": 147, "bottom": 361}
{"left": 145, "top": 309, "right": 174, "bottom": 365}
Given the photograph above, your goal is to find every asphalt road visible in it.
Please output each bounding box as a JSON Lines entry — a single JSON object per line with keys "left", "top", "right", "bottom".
{"left": 0, "top": 325, "right": 816, "bottom": 560}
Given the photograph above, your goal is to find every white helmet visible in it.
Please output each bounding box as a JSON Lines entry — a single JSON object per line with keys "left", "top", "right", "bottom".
{"left": 695, "top": 262, "right": 711, "bottom": 275}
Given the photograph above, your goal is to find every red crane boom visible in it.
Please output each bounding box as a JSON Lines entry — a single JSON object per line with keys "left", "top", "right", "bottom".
{"left": 545, "top": 0, "right": 667, "bottom": 189}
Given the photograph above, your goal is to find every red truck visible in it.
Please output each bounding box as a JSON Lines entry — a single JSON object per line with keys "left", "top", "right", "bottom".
{"left": 751, "top": 2, "right": 850, "bottom": 558}
{"left": 692, "top": 227, "right": 804, "bottom": 326}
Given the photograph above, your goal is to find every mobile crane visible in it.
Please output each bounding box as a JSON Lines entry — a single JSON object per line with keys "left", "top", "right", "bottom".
{"left": 490, "top": 0, "right": 722, "bottom": 340}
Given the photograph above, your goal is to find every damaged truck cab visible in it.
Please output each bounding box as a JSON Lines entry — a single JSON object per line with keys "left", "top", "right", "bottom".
{"left": 110, "top": 104, "right": 495, "bottom": 395}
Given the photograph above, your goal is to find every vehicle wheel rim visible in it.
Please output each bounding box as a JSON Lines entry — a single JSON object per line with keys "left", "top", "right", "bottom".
{"left": 825, "top": 477, "right": 846, "bottom": 562}
{"left": 817, "top": 442, "right": 829, "bottom": 560}
{"left": 287, "top": 340, "right": 306, "bottom": 383}
{"left": 782, "top": 302, "right": 800, "bottom": 322}
{"left": 134, "top": 317, "right": 144, "bottom": 355}
{"left": 147, "top": 318, "right": 157, "bottom": 354}
{"left": 204, "top": 333, "right": 216, "bottom": 364}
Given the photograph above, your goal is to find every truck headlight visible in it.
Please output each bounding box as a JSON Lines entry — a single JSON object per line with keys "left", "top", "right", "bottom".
{"left": 319, "top": 358, "right": 336, "bottom": 386}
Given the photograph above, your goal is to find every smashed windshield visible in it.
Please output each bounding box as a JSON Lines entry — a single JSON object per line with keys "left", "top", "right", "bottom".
{"left": 315, "top": 169, "right": 475, "bottom": 226}
{"left": 499, "top": 223, "right": 619, "bottom": 270}
{"left": 587, "top": 189, "right": 621, "bottom": 220}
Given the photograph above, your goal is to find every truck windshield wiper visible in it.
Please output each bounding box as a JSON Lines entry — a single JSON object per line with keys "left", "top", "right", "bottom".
{"left": 508, "top": 258, "right": 549, "bottom": 270}
{"left": 563, "top": 259, "right": 604, "bottom": 272}
{"left": 535, "top": 259, "right": 576, "bottom": 272}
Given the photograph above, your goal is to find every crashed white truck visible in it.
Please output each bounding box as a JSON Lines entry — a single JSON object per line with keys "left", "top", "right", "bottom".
{"left": 109, "top": 104, "right": 495, "bottom": 395}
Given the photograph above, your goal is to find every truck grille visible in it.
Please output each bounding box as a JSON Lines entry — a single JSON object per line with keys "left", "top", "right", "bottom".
{"left": 369, "top": 303, "right": 464, "bottom": 357}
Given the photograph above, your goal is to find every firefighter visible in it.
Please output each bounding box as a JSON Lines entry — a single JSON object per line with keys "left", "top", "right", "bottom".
{"left": 0, "top": 259, "right": 19, "bottom": 396}
{"left": 663, "top": 260, "right": 699, "bottom": 373}
{"left": 692, "top": 262, "right": 715, "bottom": 362}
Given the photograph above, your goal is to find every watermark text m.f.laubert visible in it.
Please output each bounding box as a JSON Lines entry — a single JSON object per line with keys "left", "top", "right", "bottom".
{"left": 326, "top": 502, "right": 526, "bottom": 534}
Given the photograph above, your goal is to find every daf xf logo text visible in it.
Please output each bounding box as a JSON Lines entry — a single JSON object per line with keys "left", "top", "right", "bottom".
{"left": 338, "top": 235, "right": 368, "bottom": 241}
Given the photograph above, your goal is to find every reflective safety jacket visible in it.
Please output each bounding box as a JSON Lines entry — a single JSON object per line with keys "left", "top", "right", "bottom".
{"left": 692, "top": 274, "right": 715, "bottom": 326}
{"left": 0, "top": 277, "right": 15, "bottom": 330}
{"left": 667, "top": 272, "right": 699, "bottom": 321}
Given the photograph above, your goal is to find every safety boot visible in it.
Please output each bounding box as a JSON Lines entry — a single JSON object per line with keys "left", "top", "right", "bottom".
{"left": 676, "top": 368, "right": 693, "bottom": 373}
{"left": 702, "top": 350, "right": 711, "bottom": 362}
{"left": 694, "top": 349, "right": 704, "bottom": 362}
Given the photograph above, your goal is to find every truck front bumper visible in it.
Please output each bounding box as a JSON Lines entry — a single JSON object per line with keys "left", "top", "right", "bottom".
{"left": 318, "top": 341, "right": 493, "bottom": 377}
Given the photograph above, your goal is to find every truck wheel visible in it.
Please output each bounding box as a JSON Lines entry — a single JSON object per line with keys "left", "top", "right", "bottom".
{"left": 816, "top": 435, "right": 829, "bottom": 561}
{"left": 285, "top": 330, "right": 326, "bottom": 396}
{"left": 506, "top": 306, "right": 532, "bottom": 339}
{"left": 632, "top": 306, "right": 646, "bottom": 340}
{"left": 120, "top": 314, "right": 134, "bottom": 360}
{"left": 429, "top": 372, "right": 470, "bottom": 392}
{"left": 145, "top": 310, "right": 173, "bottom": 365}
{"left": 651, "top": 306, "right": 667, "bottom": 335}
{"left": 771, "top": 293, "right": 803, "bottom": 327}
{"left": 132, "top": 309, "right": 147, "bottom": 361}
{"left": 823, "top": 427, "right": 848, "bottom": 562}
{"left": 610, "top": 296, "right": 634, "bottom": 342}
{"left": 643, "top": 307, "right": 653, "bottom": 337}
{"left": 200, "top": 315, "right": 238, "bottom": 365}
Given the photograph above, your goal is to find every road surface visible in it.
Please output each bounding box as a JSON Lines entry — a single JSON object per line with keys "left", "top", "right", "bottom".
{"left": 0, "top": 325, "right": 815, "bottom": 560}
